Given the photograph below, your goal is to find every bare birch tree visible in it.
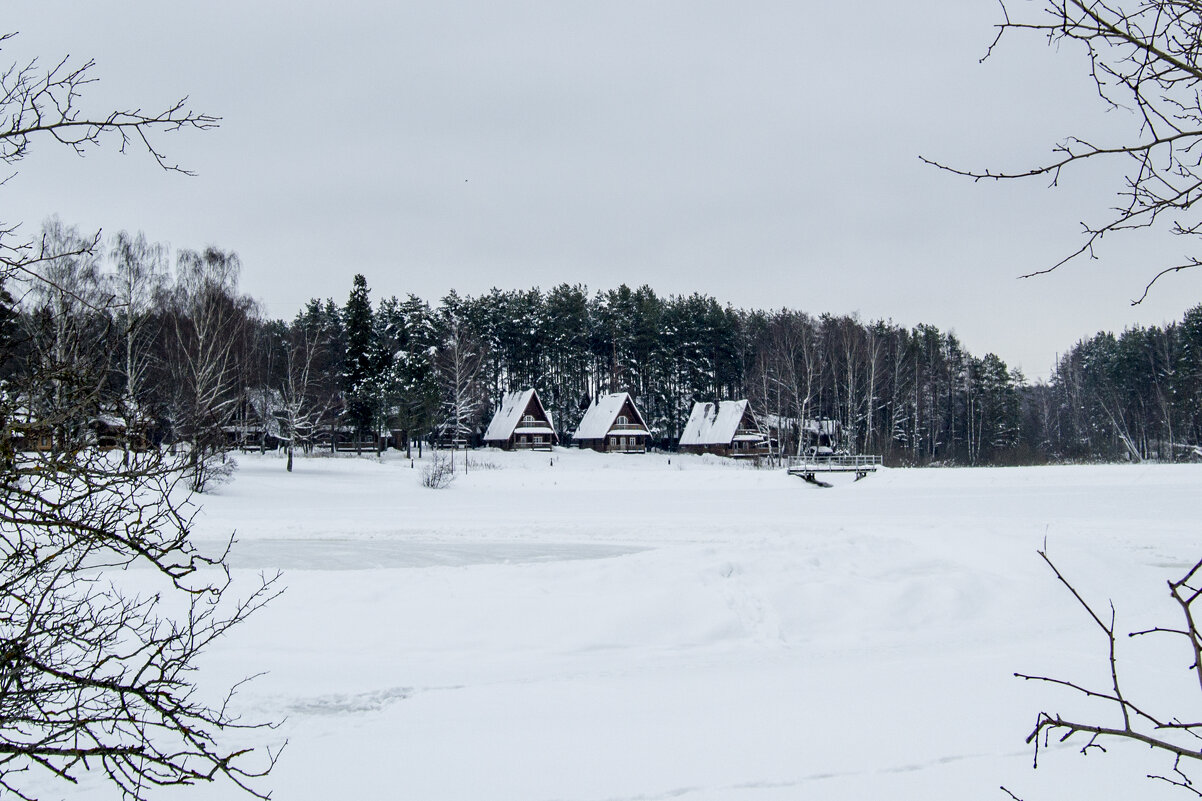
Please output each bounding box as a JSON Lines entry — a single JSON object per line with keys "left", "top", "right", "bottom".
{"left": 279, "top": 317, "right": 334, "bottom": 472}
{"left": 435, "top": 320, "right": 484, "bottom": 471}
{"left": 20, "top": 218, "right": 108, "bottom": 453}
{"left": 776, "top": 311, "right": 823, "bottom": 457}
{"left": 166, "top": 248, "right": 255, "bottom": 491}
{"left": 107, "top": 230, "right": 168, "bottom": 458}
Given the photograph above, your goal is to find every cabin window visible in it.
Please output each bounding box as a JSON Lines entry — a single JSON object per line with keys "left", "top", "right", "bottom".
{"left": 616, "top": 415, "right": 628, "bottom": 425}
{"left": 522, "top": 414, "right": 535, "bottom": 424}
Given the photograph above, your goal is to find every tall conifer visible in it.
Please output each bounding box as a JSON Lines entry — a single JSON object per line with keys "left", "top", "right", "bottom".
{"left": 343, "top": 274, "right": 375, "bottom": 449}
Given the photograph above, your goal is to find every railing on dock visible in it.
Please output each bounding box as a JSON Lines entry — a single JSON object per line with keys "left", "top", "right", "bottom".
{"left": 786, "top": 454, "right": 883, "bottom": 481}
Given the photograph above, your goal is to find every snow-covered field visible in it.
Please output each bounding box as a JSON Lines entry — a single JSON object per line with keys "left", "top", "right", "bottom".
{"left": 66, "top": 451, "right": 1202, "bottom": 799}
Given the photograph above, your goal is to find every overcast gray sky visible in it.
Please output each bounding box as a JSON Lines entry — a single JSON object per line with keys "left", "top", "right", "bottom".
{"left": 8, "top": 1, "right": 1202, "bottom": 379}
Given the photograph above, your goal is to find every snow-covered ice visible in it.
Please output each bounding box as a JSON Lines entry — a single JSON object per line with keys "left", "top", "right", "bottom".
{"left": 47, "top": 450, "right": 1202, "bottom": 799}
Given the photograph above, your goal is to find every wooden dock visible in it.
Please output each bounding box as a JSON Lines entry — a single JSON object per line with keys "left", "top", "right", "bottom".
{"left": 787, "top": 455, "right": 883, "bottom": 485}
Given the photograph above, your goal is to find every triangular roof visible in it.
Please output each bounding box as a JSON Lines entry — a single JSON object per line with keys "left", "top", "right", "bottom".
{"left": 483, "top": 388, "right": 555, "bottom": 442}
{"left": 573, "top": 392, "right": 648, "bottom": 440}
{"left": 678, "top": 400, "right": 759, "bottom": 446}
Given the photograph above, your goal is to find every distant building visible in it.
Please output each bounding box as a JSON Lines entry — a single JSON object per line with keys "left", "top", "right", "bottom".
{"left": 572, "top": 392, "right": 649, "bottom": 453}
{"left": 91, "top": 413, "right": 151, "bottom": 452}
{"left": 483, "top": 388, "right": 557, "bottom": 451}
{"left": 9, "top": 406, "right": 52, "bottom": 452}
{"left": 678, "top": 400, "right": 769, "bottom": 458}
{"left": 802, "top": 417, "right": 841, "bottom": 455}
{"left": 759, "top": 414, "right": 843, "bottom": 457}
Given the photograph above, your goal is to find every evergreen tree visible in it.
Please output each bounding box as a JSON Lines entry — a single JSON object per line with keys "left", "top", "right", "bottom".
{"left": 342, "top": 274, "right": 375, "bottom": 451}
{"left": 542, "top": 283, "right": 591, "bottom": 438}
{"left": 395, "top": 294, "right": 441, "bottom": 456}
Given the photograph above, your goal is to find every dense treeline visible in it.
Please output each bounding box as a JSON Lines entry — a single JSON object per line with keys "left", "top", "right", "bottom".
{"left": 1038, "top": 308, "right": 1202, "bottom": 461}
{"left": 10, "top": 220, "right": 1201, "bottom": 471}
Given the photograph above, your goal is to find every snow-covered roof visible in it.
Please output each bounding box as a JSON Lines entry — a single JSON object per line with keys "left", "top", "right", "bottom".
{"left": 93, "top": 413, "right": 127, "bottom": 429}
{"left": 573, "top": 393, "right": 648, "bottom": 440}
{"left": 483, "top": 389, "right": 555, "bottom": 442}
{"left": 246, "top": 387, "right": 284, "bottom": 419}
{"left": 802, "top": 418, "right": 840, "bottom": 436}
{"left": 678, "top": 400, "right": 762, "bottom": 446}
{"left": 759, "top": 414, "right": 840, "bottom": 436}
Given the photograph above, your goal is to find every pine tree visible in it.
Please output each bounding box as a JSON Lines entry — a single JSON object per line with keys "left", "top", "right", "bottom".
{"left": 396, "top": 294, "right": 440, "bottom": 456}
{"left": 342, "top": 274, "right": 375, "bottom": 452}
{"left": 543, "top": 284, "right": 591, "bottom": 438}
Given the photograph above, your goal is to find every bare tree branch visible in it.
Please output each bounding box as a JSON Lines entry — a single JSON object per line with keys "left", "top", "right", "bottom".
{"left": 0, "top": 36, "right": 218, "bottom": 175}
{"left": 924, "top": 1, "right": 1202, "bottom": 300}
{"left": 1014, "top": 551, "right": 1202, "bottom": 792}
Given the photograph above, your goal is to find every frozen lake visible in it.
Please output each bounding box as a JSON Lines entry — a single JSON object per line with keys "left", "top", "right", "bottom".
{"left": 44, "top": 450, "right": 1202, "bottom": 800}
{"left": 207, "top": 538, "right": 646, "bottom": 570}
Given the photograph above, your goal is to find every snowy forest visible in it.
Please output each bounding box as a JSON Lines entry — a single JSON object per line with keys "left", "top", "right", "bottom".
{"left": 12, "top": 219, "right": 1202, "bottom": 468}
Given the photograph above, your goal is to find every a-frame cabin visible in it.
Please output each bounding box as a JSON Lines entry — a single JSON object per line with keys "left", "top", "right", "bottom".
{"left": 678, "top": 399, "right": 769, "bottom": 458}
{"left": 572, "top": 392, "right": 650, "bottom": 453}
{"left": 482, "top": 388, "right": 558, "bottom": 451}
